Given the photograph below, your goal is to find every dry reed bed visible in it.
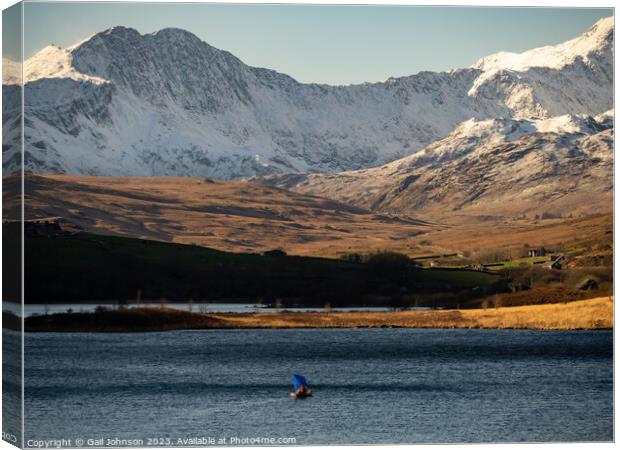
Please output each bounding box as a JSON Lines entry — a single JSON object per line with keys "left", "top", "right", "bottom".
{"left": 210, "top": 297, "right": 613, "bottom": 330}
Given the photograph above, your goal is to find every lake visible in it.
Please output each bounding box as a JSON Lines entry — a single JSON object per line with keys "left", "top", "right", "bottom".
{"left": 7, "top": 329, "right": 614, "bottom": 445}
{"left": 4, "top": 303, "right": 406, "bottom": 317}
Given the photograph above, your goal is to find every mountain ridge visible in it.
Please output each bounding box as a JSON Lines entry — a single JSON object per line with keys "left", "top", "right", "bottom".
{"left": 2, "top": 16, "right": 614, "bottom": 179}
{"left": 257, "top": 110, "right": 613, "bottom": 219}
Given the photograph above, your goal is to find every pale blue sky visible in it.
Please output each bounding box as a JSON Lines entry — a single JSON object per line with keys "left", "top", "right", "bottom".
{"left": 3, "top": 3, "right": 613, "bottom": 85}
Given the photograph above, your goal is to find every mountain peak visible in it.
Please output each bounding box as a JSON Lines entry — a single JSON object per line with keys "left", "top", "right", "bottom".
{"left": 150, "top": 27, "right": 201, "bottom": 40}
{"left": 588, "top": 16, "right": 614, "bottom": 38}
{"left": 86, "top": 26, "right": 209, "bottom": 51}
{"left": 471, "top": 15, "right": 613, "bottom": 72}
{"left": 99, "top": 25, "right": 142, "bottom": 39}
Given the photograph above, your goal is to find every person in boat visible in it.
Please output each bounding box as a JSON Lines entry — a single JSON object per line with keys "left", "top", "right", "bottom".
{"left": 292, "top": 374, "right": 312, "bottom": 397}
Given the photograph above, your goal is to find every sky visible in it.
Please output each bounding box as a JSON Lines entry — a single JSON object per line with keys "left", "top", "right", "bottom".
{"left": 2, "top": 3, "right": 613, "bottom": 85}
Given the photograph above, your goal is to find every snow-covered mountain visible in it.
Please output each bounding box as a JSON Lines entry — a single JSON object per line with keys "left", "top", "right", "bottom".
{"left": 2, "top": 16, "right": 614, "bottom": 178}
{"left": 258, "top": 110, "right": 614, "bottom": 219}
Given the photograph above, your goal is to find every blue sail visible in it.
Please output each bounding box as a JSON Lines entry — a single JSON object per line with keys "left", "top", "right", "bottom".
{"left": 292, "top": 374, "right": 309, "bottom": 391}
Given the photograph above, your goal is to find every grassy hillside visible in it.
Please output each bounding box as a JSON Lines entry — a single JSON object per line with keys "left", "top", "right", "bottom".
{"left": 5, "top": 173, "right": 435, "bottom": 258}
{"left": 16, "top": 225, "right": 500, "bottom": 306}
{"left": 8, "top": 174, "right": 611, "bottom": 262}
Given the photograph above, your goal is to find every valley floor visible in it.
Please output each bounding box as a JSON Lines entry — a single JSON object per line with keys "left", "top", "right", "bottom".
{"left": 23, "top": 297, "right": 613, "bottom": 332}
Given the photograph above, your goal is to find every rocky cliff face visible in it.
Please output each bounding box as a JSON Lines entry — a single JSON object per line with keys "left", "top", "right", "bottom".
{"left": 2, "top": 17, "right": 613, "bottom": 179}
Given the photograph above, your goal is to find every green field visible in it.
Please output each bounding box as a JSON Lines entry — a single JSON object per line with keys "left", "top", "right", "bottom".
{"left": 485, "top": 256, "right": 548, "bottom": 270}
{"left": 415, "top": 268, "right": 498, "bottom": 286}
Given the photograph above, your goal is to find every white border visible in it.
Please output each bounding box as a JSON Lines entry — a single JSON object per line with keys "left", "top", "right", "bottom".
{"left": 0, "top": 2, "right": 616, "bottom": 450}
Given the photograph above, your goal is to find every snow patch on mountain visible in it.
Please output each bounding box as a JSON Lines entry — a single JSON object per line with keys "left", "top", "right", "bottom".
{"left": 256, "top": 109, "right": 614, "bottom": 217}
{"left": 2, "top": 58, "right": 21, "bottom": 85}
{"left": 23, "top": 45, "right": 109, "bottom": 84}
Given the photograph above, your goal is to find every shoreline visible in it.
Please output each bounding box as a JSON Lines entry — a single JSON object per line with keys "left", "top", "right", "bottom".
{"left": 20, "top": 297, "right": 613, "bottom": 332}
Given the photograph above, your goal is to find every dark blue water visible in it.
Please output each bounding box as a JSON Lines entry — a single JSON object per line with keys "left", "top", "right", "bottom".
{"left": 21, "top": 329, "right": 612, "bottom": 445}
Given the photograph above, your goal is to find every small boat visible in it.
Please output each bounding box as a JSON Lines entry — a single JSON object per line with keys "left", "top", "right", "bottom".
{"left": 289, "top": 388, "right": 313, "bottom": 398}
{"left": 290, "top": 374, "right": 313, "bottom": 398}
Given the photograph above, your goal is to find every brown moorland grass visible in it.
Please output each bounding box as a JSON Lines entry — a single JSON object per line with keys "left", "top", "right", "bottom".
{"left": 4, "top": 174, "right": 611, "bottom": 259}
{"left": 5, "top": 173, "right": 436, "bottom": 258}
{"left": 25, "top": 297, "right": 612, "bottom": 332}
{"left": 415, "top": 213, "right": 613, "bottom": 257}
